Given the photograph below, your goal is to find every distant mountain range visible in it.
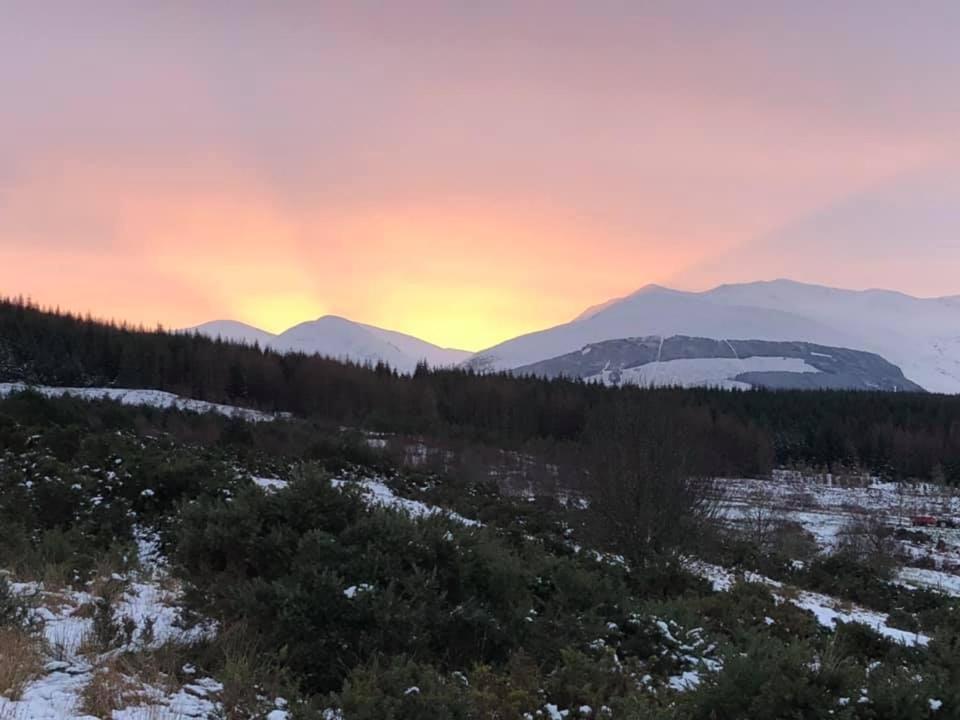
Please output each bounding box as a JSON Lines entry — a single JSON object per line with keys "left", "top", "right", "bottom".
{"left": 186, "top": 279, "right": 960, "bottom": 393}
{"left": 185, "top": 317, "right": 471, "bottom": 374}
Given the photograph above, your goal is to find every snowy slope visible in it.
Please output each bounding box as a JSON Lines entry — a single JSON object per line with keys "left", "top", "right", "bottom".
{"left": 516, "top": 336, "right": 923, "bottom": 391}
{"left": 186, "top": 316, "right": 471, "bottom": 373}
{"left": 588, "top": 356, "right": 820, "bottom": 390}
{"left": 704, "top": 280, "right": 960, "bottom": 393}
{"left": 468, "top": 286, "right": 855, "bottom": 372}
{"left": 270, "top": 316, "right": 471, "bottom": 372}
{"left": 357, "top": 322, "right": 473, "bottom": 369}
{"left": 184, "top": 320, "right": 276, "bottom": 347}
{"left": 0, "top": 383, "right": 286, "bottom": 421}
{"left": 468, "top": 280, "right": 960, "bottom": 393}
{"left": 272, "top": 316, "right": 413, "bottom": 369}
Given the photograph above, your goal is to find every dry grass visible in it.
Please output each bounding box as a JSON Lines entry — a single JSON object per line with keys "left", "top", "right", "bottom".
{"left": 211, "top": 624, "right": 283, "bottom": 718}
{"left": 778, "top": 584, "right": 801, "bottom": 602}
{"left": 86, "top": 570, "right": 128, "bottom": 605}
{"left": 79, "top": 658, "right": 143, "bottom": 719}
{"left": 71, "top": 600, "right": 98, "bottom": 620}
{"left": 120, "top": 642, "right": 189, "bottom": 696}
{"left": 39, "top": 563, "right": 73, "bottom": 592}
{"left": 0, "top": 626, "right": 43, "bottom": 700}
{"left": 80, "top": 647, "right": 195, "bottom": 719}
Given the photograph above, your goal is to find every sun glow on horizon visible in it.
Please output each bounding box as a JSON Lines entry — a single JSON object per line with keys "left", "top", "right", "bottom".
{"left": 3, "top": 0, "right": 958, "bottom": 346}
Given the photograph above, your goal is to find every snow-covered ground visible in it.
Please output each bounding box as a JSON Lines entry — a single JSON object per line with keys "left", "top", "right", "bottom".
{"left": 0, "top": 580, "right": 223, "bottom": 719}
{"left": 0, "top": 531, "right": 279, "bottom": 720}
{"left": 0, "top": 383, "right": 287, "bottom": 422}
{"left": 895, "top": 567, "right": 960, "bottom": 598}
{"left": 688, "top": 560, "right": 930, "bottom": 647}
{"left": 254, "top": 472, "right": 482, "bottom": 527}
{"left": 718, "top": 472, "right": 960, "bottom": 565}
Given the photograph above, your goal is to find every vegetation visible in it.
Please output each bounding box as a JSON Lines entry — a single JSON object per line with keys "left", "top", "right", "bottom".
{"left": 1, "top": 302, "right": 959, "bottom": 715}
{"left": 2, "top": 297, "right": 960, "bottom": 483}
{"left": 0, "top": 391, "right": 957, "bottom": 717}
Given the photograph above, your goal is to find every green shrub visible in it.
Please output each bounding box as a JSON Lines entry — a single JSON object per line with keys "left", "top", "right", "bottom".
{"left": 332, "top": 656, "right": 472, "bottom": 720}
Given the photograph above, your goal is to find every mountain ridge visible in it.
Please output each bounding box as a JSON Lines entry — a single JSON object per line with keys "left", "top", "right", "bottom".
{"left": 185, "top": 315, "right": 471, "bottom": 373}
{"left": 468, "top": 279, "right": 960, "bottom": 393}
{"left": 186, "top": 279, "right": 960, "bottom": 392}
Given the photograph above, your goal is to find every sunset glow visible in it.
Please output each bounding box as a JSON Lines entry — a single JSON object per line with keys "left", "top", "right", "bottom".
{"left": 2, "top": 3, "right": 958, "bottom": 349}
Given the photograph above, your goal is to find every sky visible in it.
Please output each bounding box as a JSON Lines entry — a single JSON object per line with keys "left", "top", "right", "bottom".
{"left": 2, "top": 2, "right": 959, "bottom": 351}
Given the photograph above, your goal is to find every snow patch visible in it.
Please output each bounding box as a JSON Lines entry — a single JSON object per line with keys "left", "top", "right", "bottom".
{"left": 0, "top": 383, "right": 286, "bottom": 422}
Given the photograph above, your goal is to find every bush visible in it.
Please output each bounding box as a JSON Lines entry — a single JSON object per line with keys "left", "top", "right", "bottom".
{"left": 682, "top": 634, "right": 841, "bottom": 720}
{"left": 332, "top": 656, "right": 472, "bottom": 720}
{"left": 0, "top": 576, "right": 34, "bottom": 630}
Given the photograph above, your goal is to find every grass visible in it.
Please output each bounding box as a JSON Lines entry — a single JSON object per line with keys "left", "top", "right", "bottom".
{"left": 79, "top": 658, "right": 142, "bottom": 718}
{"left": 119, "top": 642, "right": 190, "bottom": 696}
{"left": 0, "top": 626, "right": 43, "bottom": 700}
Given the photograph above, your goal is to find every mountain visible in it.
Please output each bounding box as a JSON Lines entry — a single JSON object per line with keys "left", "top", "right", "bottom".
{"left": 467, "top": 280, "right": 960, "bottom": 393}
{"left": 186, "top": 320, "right": 277, "bottom": 348}
{"left": 186, "top": 316, "right": 471, "bottom": 373}
{"left": 704, "top": 280, "right": 960, "bottom": 393}
{"left": 515, "top": 336, "right": 924, "bottom": 392}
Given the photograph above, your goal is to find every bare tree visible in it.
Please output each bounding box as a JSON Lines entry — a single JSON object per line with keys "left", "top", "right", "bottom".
{"left": 580, "top": 404, "right": 723, "bottom": 568}
{"left": 836, "top": 511, "right": 896, "bottom": 576}
{"left": 744, "top": 486, "right": 786, "bottom": 551}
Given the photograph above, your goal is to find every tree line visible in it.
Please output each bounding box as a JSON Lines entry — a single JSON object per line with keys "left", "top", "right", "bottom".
{"left": 2, "top": 296, "right": 959, "bottom": 482}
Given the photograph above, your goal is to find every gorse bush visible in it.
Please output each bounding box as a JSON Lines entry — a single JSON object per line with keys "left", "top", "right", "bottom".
{"left": 0, "top": 382, "right": 958, "bottom": 716}
{"left": 174, "top": 470, "right": 656, "bottom": 695}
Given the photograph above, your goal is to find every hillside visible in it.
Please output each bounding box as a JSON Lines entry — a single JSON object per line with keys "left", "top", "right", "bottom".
{"left": 515, "top": 336, "right": 924, "bottom": 392}
{"left": 0, "top": 377, "right": 958, "bottom": 718}
{"left": 468, "top": 280, "right": 960, "bottom": 393}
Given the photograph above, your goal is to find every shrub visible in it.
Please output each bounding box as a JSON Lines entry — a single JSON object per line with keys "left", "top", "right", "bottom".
{"left": 0, "top": 577, "right": 34, "bottom": 630}
{"left": 79, "top": 659, "right": 140, "bottom": 718}
{"left": 332, "top": 656, "right": 472, "bottom": 720}
{"left": 682, "top": 634, "right": 840, "bottom": 720}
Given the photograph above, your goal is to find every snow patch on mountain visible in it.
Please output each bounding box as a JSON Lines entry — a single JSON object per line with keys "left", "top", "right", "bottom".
{"left": 587, "top": 356, "right": 820, "bottom": 390}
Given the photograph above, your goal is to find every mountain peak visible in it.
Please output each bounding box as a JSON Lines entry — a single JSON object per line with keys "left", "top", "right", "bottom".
{"left": 186, "top": 315, "right": 472, "bottom": 372}
{"left": 473, "top": 278, "right": 960, "bottom": 393}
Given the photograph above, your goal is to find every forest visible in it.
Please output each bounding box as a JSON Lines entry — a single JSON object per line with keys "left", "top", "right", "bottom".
{"left": 2, "top": 297, "right": 959, "bottom": 484}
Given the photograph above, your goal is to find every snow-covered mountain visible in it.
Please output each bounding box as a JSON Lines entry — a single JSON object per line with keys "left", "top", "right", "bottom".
{"left": 187, "top": 320, "right": 277, "bottom": 348}
{"left": 272, "top": 316, "right": 472, "bottom": 372}
{"left": 467, "top": 280, "right": 960, "bottom": 393}
{"left": 184, "top": 316, "right": 471, "bottom": 374}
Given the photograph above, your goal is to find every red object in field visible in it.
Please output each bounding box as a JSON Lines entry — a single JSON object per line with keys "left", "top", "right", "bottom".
{"left": 911, "top": 515, "right": 938, "bottom": 527}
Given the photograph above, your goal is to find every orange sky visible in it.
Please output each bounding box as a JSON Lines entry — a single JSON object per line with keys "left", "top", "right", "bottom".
{"left": 2, "top": 3, "right": 959, "bottom": 350}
